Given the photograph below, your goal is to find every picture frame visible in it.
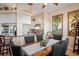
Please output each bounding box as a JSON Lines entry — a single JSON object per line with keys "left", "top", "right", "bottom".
{"left": 68, "top": 10, "right": 79, "bottom": 36}
{"left": 52, "top": 14, "right": 63, "bottom": 35}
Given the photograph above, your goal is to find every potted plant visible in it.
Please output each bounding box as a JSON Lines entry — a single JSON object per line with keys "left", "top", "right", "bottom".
{"left": 40, "top": 39, "right": 48, "bottom": 46}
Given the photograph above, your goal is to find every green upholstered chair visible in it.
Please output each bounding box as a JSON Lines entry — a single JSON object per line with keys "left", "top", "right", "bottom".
{"left": 36, "top": 33, "right": 43, "bottom": 42}
{"left": 53, "top": 34, "right": 62, "bottom": 40}
{"left": 62, "top": 38, "right": 69, "bottom": 56}
{"left": 24, "top": 35, "right": 34, "bottom": 44}
{"left": 52, "top": 39, "right": 69, "bottom": 56}
{"left": 52, "top": 42, "right": 64, "bottom": 56}
{"left": 11, "top": 41, "right": 22, "bottom": 56}
{"left": 11, "top": 45, "right": 22, "bottom": 56}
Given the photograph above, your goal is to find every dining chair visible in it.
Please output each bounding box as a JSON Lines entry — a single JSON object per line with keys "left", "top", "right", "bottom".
{"left": 36, "top": 32, "right": 43, "bottom": 42}
{"left": 24, "top": 35, "right": 35, "bottom": 44}
{"left": 11, "top": 45, "right": 22, "bottom": 56}
{"left": 53, "top": 34, "right": 62, "bottom": 40}
{"left": 61, "top": 38, "right": 69, "bottom": 56}
{"left": 52, "top": 39, "right": 69, "bottom": 56}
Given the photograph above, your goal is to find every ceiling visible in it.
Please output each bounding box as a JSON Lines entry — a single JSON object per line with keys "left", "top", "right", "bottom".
{"left": 0, "top": 3, "right": 79, "bottom": 16}
{"left": 32, "top": 3, "right": 79, "bottom": 16}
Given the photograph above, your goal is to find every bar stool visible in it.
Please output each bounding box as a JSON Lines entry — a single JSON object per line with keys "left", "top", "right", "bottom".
{"left": 0, "top": 35, "right": 12, "bottom": 56}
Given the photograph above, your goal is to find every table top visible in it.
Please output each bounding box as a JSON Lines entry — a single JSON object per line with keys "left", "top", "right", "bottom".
{"left": 22, "top": 39, "right": 59, "bottom": 56}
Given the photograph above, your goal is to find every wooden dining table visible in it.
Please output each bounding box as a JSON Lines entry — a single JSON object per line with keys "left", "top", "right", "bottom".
{"left": 22, "top": 39, "right": 59, "bottom": 56}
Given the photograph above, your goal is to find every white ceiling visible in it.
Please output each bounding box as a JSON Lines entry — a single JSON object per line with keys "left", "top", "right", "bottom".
{"left": 32, "top": 3, "right": 79, "bottom": 16}
{"left": 0, "top": 3, "right": 79, "bottom": 16}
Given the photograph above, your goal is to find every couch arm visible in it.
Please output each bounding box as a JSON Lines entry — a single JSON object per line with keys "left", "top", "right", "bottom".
{"left": 11, "top": 45, "right": 22, "bottom": 56}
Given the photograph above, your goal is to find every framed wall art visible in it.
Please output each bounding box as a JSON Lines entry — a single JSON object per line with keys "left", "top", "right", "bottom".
{"left": 52, "top": 14, "right": 63, "bottom": 35}
{"left": 68, "top": 10, "right": 79, "bottom": 36}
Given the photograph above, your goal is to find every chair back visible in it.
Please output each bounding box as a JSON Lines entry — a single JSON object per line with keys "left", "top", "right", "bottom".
{"left": 11, "top": 45, "right": 22, "bottom": 56}
{"left": 0, "top": 35, "right": 5, "bottom": 44}
{"left": 61, "top": 38, "right": 69, "bottom": 56}
{"left": 53, "top": 34, "right": 62, "bottom": 40}
{"left": 52, "top": 41, "right": 64, "bottom": 56}
{"left": 36, "top": 33, "right": 43, "bottom": 42}
{"left": 52, "top": 39, "right": 69, "bottom": 56}
{"left": 24, "top": 35, "right": 34, "bottom": 44}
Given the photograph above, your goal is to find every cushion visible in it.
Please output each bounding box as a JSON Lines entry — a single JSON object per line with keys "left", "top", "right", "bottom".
{"left": 46, "top": 32, "right": 53, "bottom": 39}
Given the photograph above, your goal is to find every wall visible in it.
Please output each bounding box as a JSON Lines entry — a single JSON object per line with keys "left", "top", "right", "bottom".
{"left": 44, "top": 13, "right": 52, "bottom": 37}
{"left": 17, "top": 12, "right": 31, "bottom": 36}
{"left": 44, "top": 4, "right": 79, "bottom": 49}
{"left": 17, "top": 5, "right": 32, "bottom": 36}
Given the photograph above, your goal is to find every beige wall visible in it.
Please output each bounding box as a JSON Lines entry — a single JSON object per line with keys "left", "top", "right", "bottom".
{"left": 17, "top": 5, "right": 32, "bottom": 36}
{"left": 44, "top": 13, "right": 52, "bottom": 37}
{"left": 44, "top": 4, "right": 79, "bottom": 49}
{"left": 31, "top": 14, "right": 44, "bottom": 30}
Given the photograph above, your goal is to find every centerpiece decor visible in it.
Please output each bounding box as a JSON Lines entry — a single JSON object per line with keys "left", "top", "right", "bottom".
{"left": 40, "top": 39, "right": 48, "bottom": 46}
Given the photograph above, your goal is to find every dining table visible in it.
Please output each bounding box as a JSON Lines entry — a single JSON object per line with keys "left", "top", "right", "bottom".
{"left": 22, "top": 39, "right": 59, "bottom": 56}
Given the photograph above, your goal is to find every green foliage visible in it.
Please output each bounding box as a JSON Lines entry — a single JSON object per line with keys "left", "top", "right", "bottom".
{"left": 40, "top": 40, "right": 48, "bottom": 46}
{"left": 53, "top": 15, "right": 62, "bottom": 32}
{"left": 54, "top": 15, "right": 61, "bottom": 24}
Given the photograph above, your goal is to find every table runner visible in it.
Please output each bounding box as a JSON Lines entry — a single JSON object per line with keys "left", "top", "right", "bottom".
{"left": 22, "top": 39, "right": 59, "bottom": 56}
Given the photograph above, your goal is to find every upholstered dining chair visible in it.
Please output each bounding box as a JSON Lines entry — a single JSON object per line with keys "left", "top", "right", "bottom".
{"left": 51, "top": 39, "right": 69, "bottom": 56}
{"left": 24, "top": 35, "right": 35, "bottom": 44}
{"left": 61, "top": 38, "right": 69, "bottom": 56}
{"left": 11, "top": 45, "right": 22, "bottom": 56}
{"left": 36, "top": 33, "right": 43, "bottom": 42}
{"left": 53, "top": 34, "right": 62, "bottom": 40}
